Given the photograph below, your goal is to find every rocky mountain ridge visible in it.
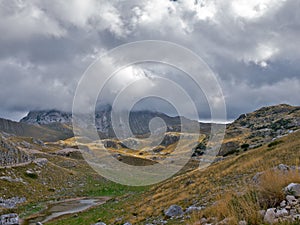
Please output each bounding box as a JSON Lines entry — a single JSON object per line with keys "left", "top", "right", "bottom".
{"left": 20, "top": 107, "right": 202, "bottom": 138}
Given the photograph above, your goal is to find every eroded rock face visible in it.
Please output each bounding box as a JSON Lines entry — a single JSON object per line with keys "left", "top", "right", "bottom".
{"left": 0, "top": 133, "right": 33, "bottom": 167}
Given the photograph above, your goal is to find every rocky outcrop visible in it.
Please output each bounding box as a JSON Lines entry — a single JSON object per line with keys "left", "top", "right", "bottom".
{"left": 20, "top": 110, "right": 72, "bottom": 125}
{"left": 0, "top": 133, "right": 33, "bottom": 167}
{"left": 0, "top": 197, "right": 26, "bottom": 209}
{"left": 220, "top": 104, "right": 300, "bottom": 156}
{"left": 0, "top": 213, "right": 19, "bottom": 225}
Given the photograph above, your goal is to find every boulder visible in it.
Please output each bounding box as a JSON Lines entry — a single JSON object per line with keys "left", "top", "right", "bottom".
{"left": 286, "top": 195, "right": 298, "bottom": 205}
{"left": 275, "top": 208, "right": 289, "bottom": 217}
{"left": 280, "top": 200, "right": 286, "bottom": 208}
{"left": 264, "top": 208, "right": 276, "bottom": 224}
{"left": 276, "top": 164, "right": 290, "bottom": 171}
{"left": 94, "top": 223, "right": 106, "bottom": 225}
{"left": 285, "top": 183, "right": 300, "bottom": 197}
{"left": 185, "top": 206, "right": 202, "bottom": 214}
{"left": 165, "top": 205, "right": 184, "bottom": 217}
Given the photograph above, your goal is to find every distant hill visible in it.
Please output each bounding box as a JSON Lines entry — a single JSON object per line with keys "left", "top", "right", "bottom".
{"left": 0, "top": 117, "right": 73, "bottom": 142}
{"left": 2, "top": 103, "right": 299, "bottom": 154}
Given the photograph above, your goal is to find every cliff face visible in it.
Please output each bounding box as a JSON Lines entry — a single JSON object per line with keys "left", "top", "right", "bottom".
{"left": 0, "top": 133, "right": 33, "bottom": 167}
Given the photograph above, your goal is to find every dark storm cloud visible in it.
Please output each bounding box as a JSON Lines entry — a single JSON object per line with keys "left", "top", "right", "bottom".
{"left": 0, "top": 0, "right": 299, "bottom": 121}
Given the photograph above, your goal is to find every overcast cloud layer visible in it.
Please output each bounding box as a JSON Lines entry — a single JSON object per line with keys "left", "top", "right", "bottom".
{"left": 0, "top": 0, "right": 299, "bottom": 121}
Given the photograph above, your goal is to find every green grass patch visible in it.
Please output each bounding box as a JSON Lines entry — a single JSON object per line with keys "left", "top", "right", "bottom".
{"left": 83, "top": 176, "right": 148, "bottom": 197}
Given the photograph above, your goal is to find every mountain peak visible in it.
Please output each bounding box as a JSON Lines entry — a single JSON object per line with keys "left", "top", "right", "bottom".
{"left": 20, "top": 110, "right": 72, "bottom": 125}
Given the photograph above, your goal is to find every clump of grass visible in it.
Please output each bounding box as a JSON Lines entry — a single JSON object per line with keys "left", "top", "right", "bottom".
{"left": 201, "top": 190, "right": 262, "bottom": 225}
{"left": 24, "top": 172, "right": 38, "bottom": 179}
{"left": 257, "top": 169, "right": 300, "bottom": 208}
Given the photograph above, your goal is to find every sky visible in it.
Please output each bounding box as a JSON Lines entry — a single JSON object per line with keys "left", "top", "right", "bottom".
{"left": 0, "top": 0, "right": 299, "bottom": 121}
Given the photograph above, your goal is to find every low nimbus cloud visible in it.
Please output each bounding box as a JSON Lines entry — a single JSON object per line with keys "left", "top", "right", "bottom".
{"left": 0, "top": 0, "right": 299, "bottom": 121}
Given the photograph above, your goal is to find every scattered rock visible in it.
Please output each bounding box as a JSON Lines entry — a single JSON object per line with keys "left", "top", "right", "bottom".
{"left": 164, "top": 205, "right": 184, "bottom": 217}
{"left": 94, "top": 223, "right": 106, "bottom": 225}
{"left": 123, "top": 223, "right": 132, "bottom": 225}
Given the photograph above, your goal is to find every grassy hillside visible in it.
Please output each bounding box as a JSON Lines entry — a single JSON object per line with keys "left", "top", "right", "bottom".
{"left": 45, "top": 130, "right": 300, "bottom": 224}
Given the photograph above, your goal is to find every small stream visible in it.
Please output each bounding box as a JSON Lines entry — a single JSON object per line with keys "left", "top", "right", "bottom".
{"left": 23, "top": 197, "right": 110, "bottom": 225}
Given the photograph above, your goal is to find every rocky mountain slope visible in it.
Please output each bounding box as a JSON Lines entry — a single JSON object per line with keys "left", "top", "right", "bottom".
{"left": 0, "top": 132, "right": 33, "bottom": 167}
{"left": 0, "top": 118, "right": 73, "bottom": 142}
{"left": 0, "top": 103, "right": 300, "bottom": 225}
{"left": 43, "top": 116, "right": 300, "bottom": 225}
{"left": 20, "top": 110, "right": 72, "bottom": 125}
{"left": 219, "top": 104, "right": 300, "bottom": 156}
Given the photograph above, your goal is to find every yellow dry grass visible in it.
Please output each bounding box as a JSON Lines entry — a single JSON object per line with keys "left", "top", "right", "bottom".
{"left": 108, "top": 130, "right": 300, "bottom": 224}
